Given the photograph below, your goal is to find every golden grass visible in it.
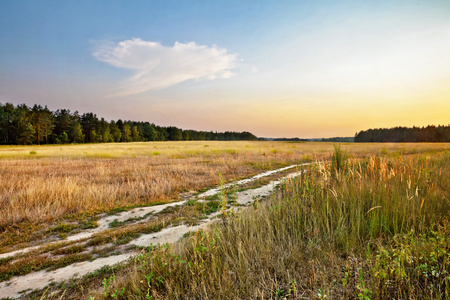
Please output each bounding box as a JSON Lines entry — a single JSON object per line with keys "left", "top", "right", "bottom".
{"left": 0, "top": 141, "right": 448, "bottom": 250}
{"left": 0, "top": 142, "right": 285, "bottom": 227}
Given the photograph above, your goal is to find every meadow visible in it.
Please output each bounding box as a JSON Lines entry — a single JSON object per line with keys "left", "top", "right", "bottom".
{"left": 0, "top": 141, "right": 448, "bottom": 299}
{"left": 86, "top": 143, "right": 449, "bottom": 300}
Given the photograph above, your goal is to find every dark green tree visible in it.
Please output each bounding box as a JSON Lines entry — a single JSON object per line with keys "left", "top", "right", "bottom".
{"left": 182, "top": 130, "right": 190, "bottom": 141}
{"left": 121, "top": 122, "right": 132, "bottom": 142}
{"left": 81, "top": 112, "right": 99, "bottom": 143}
{"left": 31, "top": 105, "right": 54, "bottom": 144}
{"left": 109, "top": 121, "right": 122, "bottom": 142}
{"left": 141, "top": 123, "right": 157, "bottom": 141}
{"left": 70, "top": 122, "right": 84, "bottom": 143}
{"left": 168, "top": 127, "right": 182, "bottom": 141}
{"left": 131, "top": 125, "right": 141, "bottom": 141}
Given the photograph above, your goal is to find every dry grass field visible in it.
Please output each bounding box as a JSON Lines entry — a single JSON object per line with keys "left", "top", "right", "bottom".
{"left": 0, "top": 141, "right": 310, "bottom": 251}
{"left": 0, "top": 141, "right": 447, "bottom": 252}
{"left": 0, "top": 141, "right": 449, "bottom": 300}
{"left": 0, "top": 142, "right": 311, "bottom": 225}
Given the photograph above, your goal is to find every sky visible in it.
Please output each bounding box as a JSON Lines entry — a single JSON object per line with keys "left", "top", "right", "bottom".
{"left": 0, "top": 0, "right": 449, "bottom": 138}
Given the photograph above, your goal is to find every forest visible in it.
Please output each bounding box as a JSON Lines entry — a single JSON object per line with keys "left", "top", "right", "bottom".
{"left": 354, "top": 125, "right": 450, "bottom": 142}
{"left": 0, "top": 103, "right": 257, "bottom": 145}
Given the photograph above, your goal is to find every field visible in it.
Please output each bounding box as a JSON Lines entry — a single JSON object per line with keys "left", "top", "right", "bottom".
{"left": 1, "top": 141, "right": 317, "bottom": 251}
{"left": 0, "top": 141, "right": 449, "bottom": 299}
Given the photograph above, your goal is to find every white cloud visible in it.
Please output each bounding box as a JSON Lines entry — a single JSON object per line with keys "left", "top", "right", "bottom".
{"left": 94, "top": 38, "right": 238, "bottom": 96}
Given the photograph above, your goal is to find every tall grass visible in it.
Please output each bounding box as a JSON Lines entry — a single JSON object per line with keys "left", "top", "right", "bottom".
{"left": 331, "top": 143, "right": 347, "bottom": 176}
{"left": 90, "top": 150, "right": 449, "bottom": 299}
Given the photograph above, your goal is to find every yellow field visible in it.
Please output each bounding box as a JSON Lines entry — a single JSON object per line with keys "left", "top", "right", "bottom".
{"left": 0, "top": 141, "right": 448, "bottom": 246}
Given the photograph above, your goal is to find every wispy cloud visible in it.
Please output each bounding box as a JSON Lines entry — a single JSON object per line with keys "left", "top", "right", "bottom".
{"left": 94, "top": 38, "right": 238, "bottom": 96}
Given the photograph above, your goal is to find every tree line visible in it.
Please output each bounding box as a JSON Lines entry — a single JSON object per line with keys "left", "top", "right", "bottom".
{"left": 0, "top": 103, "right": 257, "bottom": 145}
{"left": 354, "top": 125, "right": 450, "bottom": 143}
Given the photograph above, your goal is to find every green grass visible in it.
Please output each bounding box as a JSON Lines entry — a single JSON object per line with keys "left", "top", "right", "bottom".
{"left": 203, "top": 200, "right": 221, "bottom": 215}
{"left": 109, "top": 219, "right": 126, "bottom": 228}
{"left": 50, "top": 222, "right": 78, "bottom": 234}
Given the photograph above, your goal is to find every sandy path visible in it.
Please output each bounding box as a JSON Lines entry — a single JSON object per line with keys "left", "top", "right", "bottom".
{"left": 0, "top": 163, "right": 309, "bottom": 299}
{"left": 198, "top": 164, "right": 306, "bottom": 197}
{"left": 0, "top": 224, "right": 211, "bottom": 299}
{"left": 0, "top": 201, "right": 187, "bottom": 261}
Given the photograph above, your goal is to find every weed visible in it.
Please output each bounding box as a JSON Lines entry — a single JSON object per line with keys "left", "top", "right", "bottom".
{"left": 81, "top": 218, "right": 99, "bottom": 229}
{"left": 0, "top": 256, "right": 14, "bottom": 266}
{"left": 331, "top": 143, "right": 347, "bottom": 175}
{"left": 273, "top": 288, "right": 285, "bottom": 298}
{"left": 302, "top": 154, "right": 313, "bottom": 162}
{"left": 114, "top": 235, "right": 138, "bottom": 245}
{"left": 371, "top": 230, "right": 450, "bottom": 298}
{"left": 317, "top": 288, "right": 327, "bottom": 299}
{"left": 203, "top": 200, "right": 220, "bottom": 215}
{"left": 50, "top": 223, "right": 77, "bottom": 233}
{"left": 185, "top": 199, "right": 197, "bottom": 206}
{"left": 103, "top": 274, "right": 115, "bottom": 297}
{"left": 109, "top": 219, "right": 125, "bottom": 228}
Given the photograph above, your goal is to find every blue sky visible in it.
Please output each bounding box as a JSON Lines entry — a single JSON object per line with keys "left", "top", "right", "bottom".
{"left": 1, "top": 0, "right": 449, "bottom": 137}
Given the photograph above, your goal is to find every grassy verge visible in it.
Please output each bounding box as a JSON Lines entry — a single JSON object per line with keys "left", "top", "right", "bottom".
{"left": 85, "top": 149, "right": 449, "bottom": 299}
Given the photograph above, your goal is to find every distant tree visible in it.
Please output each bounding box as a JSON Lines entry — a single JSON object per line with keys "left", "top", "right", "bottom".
{"left": 0, "top": 102, "right": 260, "bottom": 145}
{"left": 155, "top": 126, "right": 168, "bottom": 141}
{"left": 355, "top": 125, "right": 450, "bottom": 143}
{"left": 31, "top": 105, "right": 54, "bottom": 144}
{"left": 98, "top": 118, "right": 112, "bottom": 143}
{"left": 70, "top": 122, "right": 84, "bottom": 143}
{"left": 53, "top": 109, "right": 72, "bottom": 141}
{"left": 131, "top": 125, "right": 141, "bottom": 141}
{"left": 168, "top": 127, "right": 182, "bottom": 141}
{"left": 141, "top": 123, "right": 157, "bottom": 141}
{"left": 91, "top": 129, "right": 103, "bottom": 143}
{"left": 109, "top": 121, "right": 122, "bottom": 142}
{"left": 17, "top": 121, "right": 35, "bottom": 145}
{"left": 81, "top": 113, "right": 99, "bottom": 143}
{"left": 121, "top": 123, "right": 132, "bottom": 142}
{"left": 182, "top": 130, "right": 190, "bottom": 141}
{"left": 11, "top": 104, "right": 32, "bottom": 144}
{"left": 0, "top": 103, "right": 17, "bottom": 144}
{"left": 59, "top": 131, "right": 69, "bottom": 144}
